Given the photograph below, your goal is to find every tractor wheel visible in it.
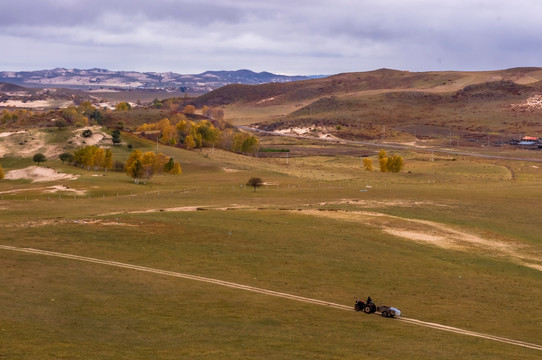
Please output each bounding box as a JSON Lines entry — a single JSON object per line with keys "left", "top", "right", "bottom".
{"left": 381, "top": 311, "right": 388, "bottom": 317}
{"left": 363, "top": 306, "right": 372, "bottom": 314}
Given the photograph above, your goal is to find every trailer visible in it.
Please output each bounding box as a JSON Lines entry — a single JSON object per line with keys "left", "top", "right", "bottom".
{"left": 377, "top": 305, "right": 401, "bottom": 318}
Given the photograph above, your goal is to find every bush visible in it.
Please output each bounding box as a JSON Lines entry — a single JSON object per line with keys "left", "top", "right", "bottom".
{"left": 114, "top": 160, "right": 125, "bottom": 172}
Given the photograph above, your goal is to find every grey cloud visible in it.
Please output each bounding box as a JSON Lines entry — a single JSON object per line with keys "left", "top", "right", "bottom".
{"left": 1, "top": 0, "right": 542, "bottom": 74}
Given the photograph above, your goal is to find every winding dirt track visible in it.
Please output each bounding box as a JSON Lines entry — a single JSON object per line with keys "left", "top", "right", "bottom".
{"left": 2, "top": 244, "right": 541, "bottom": 352}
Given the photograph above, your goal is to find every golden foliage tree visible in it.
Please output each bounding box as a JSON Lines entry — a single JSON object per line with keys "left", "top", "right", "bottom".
{"left": 184, "top": 134, "right": 196, "bottom": 149}
{"left": 233, "top": 133, "right": 259, "bottom": 155}
{"left": 0, "top": 164, "right": 4, "bottom": 179}
{"left": 125, "top": 150, "right": 180, "bottom": 183}
{"left": 115, "top": 102, "right": 131, "bottom": 111}
{"left": 378, "top": 149, "right": 388, "bottom": 172}
{"left": 73, "top": 145, "right": 114, "bottom": 171}
{"left": 386, "top": 154, "right": 404, "bottom": 173}
{"left": 104, "top": 148, "right": 113, "bottom": 171}
{"left": 183, "top": 105, "right": 195, "bottom": 114}
{"left": 363, "top": 158, "right": 373, "bottom": 171}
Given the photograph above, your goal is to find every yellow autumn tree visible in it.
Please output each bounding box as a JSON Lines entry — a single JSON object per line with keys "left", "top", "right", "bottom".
{"left": 363, "top": 158, "right": 373, "bottom": 171}
{"left": 126, "top": 150, "right": 174, "bottom": 183}
{"left": 386, "top": 154, "right": 404, "bottom": 173}
{"left": 170, "top": 162, "right": 182, "bottom": 174}
{"left": 183, "top": 105, "right": 195, "bottom": 114}
{"left": 104, "top": 148, "right": 113, "bottom": 171}
{"left": 0, "top": 164, "right": 4, "bottom": 179}
{"left": 92, "top": 147, "right": 105, "bottom": 170}
{"left": 378, "top": 149, "right": 388, "bottom": 172}
{"left": 184, "top": 134, "right": 196, "bottom": 149}
{"left": 125, "top": 149, "right": 143, "bottom": 172}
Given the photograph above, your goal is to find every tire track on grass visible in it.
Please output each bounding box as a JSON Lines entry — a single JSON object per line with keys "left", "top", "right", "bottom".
{"left": 2, "top": 244, "right": 541, "bottom": 352}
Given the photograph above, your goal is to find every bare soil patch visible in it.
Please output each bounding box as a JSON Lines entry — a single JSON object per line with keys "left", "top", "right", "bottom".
{"left": 296, "top": 209, "right": 542, "bottom": 272}
{"left": 5, "top": 166, "right": 79, "bottom": 182}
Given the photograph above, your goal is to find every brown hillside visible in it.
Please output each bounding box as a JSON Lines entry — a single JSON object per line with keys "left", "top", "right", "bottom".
{"left": 193, "top": 68, "right": 542, "bottom": 143}
{"left": 194, "top": 68, "right": 473, "bottom": 108}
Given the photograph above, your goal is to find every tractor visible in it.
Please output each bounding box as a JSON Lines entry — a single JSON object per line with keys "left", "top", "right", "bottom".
{"left": 354, "top": 299, "right": 376, "bottom": 314}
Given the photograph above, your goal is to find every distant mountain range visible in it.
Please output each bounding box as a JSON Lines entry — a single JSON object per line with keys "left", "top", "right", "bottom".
{"left": 0, "top": 68, "right": 315, "bottom": 93}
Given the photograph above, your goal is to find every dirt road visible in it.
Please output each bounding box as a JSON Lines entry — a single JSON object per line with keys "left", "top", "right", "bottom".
{"left": 2, "top": 244, "right": 541, "bottom": 351}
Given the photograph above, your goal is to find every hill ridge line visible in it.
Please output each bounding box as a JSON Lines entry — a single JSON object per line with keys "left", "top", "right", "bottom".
{"left": 2, "top": 244, "right": 541, "bottom": 351}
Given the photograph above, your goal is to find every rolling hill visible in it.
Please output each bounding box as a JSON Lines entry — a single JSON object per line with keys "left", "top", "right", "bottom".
{"left": 193, "top": 68, "right": 542, "bottom": 143}
{"left": 0, "top": 68, "right": 311, "bottom": 92}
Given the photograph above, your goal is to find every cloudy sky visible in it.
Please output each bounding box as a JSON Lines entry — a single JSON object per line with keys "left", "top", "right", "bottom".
{"left": 1, "top": 0, "right": 541, "bottom": 75}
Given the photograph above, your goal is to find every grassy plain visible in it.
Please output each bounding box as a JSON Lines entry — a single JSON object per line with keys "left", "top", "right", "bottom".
{"left": 1, "top": 133, "right": 542, "bottom": 359}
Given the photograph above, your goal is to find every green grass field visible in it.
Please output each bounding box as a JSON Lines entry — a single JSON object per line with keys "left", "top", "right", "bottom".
{"left": 1, "top": 135, "right": 542, "bottom": 359}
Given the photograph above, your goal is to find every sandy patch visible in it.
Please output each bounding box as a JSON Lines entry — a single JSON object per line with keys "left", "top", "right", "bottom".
{"left": 102, "top": 206, "right": 207, "bottom": 216}
{"left": 223, "top": 168, "right": 239, "bottom": 172}
{"left": 317, "top": 199, "right": 453, "bottom": 208}
{"left": 72, "top": 126, "right": 111, "bottom": 147}
{"left": 295, "top": 209, "right": 542, "bottom": 272}
{"left": 5, "top": 166, "right": 79, "bottom": 182}
{"left": 511, "top": 95, "right": 542, "bottom": 112}
{"left": 43, "top": 185, "right": 86, "bottom": 195}
{"left": 0, "top": 129, "right": 62, "bottom": 158}
{"left": 5, "top": 218, "right": 136, "bottom": 228}
{"left": 256, "top": 97, "right": 275, "bottom": 104}
{"left": 0, "top": 130, "right": 27, "bottom": 137}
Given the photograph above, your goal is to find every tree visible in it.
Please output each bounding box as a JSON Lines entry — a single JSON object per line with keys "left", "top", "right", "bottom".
{"left": 152, "top": 99, "right": 163, "bottom": 109}
{"left": 211, "top": 108, "right": 224, "bottom": 121}
{"left": 184, "top": 134, "right": 196, "bottom": 149}
{"left": 362, "top": 158, "right": 373, "bottom": 171}
{"left": 0, "top": 164, "right": 4, "bottom": 179}
{"left": 164, "top": 158, "right": 175, "bottom": 173}
{"left": 115, "top": 102, "right": 131, "bottom": 111}
{"left": 103, "top": 148, "right": 113, "bottom": 171}
{"left": 164, "top": 157, "right": 182, "bottom": 174}
{"left": 33, "top": 153, "right": 47, "bottom": 166}
{"left": 92, "top": 147, "right": 105, "bottom": 170}
{"left": 59, "top": 152, "right": 74, "bottom": 164}
{"left": 201, "top": 105, "right": 211, "bottom": 118}
{"left": 379, "top": 157, "right": 388, "bottom": 172}
{"left": 111, "top": 129, "right": 121, "bottom": 145}
{"left": 386, "top": 154, "right": 404, "bottom": 173}
{"left": 125, "top": 150, "right": 176, "bottom": 184}
{"left": 129, "top": 160, "right": 144, "bottom": 184}
{"left": 247, "top": 177, "right": 263, "bottom": 192}
{"left": 195, "top": 120, "right": 220, "bottom": 147}
{"left": 55, "top": 118, "right": 68, "bottom": 129}
{"left": 90, "top": 109, "right": 103, "bottom": 125}
{"left": 183, "top": 105, "right": 195, "bottom": 114}
{"left": 114, "top": 160, "right": 125, "bottom": 172}
{"left": 170, "top": 162, "right": 182, "bottom": 175}
{"left": 79, "top": 101, "right": 96, "bottom": 117}
{"left": 61, "top": 106, "right": 88, "bottom": 127}
{"left": 82, "top": 129, "right": 93, "bottom": 138}
{"left": 378, "top": 149, "right": 388, "bottom": 172}
{"left": 233, "top": 133, "right": 259, "bottom": 155}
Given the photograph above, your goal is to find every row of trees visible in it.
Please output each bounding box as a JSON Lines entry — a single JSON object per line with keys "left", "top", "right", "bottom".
{"left": 57, "top": 146, "right": 181, "bottom": 183}
{"left": 362, "top": 150, "right": 404, "bottom": 173}
{"left": 1, "top": 109, "right": 34, "bottom": 124}
{"left": 72, "top": 146, "right": 113, "bottom": 171}
{"left": 137, "top": 116, "right": 259, "bottom": 155}
{"left": 125, "top": 150, "right": 181, "bottom": 184}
